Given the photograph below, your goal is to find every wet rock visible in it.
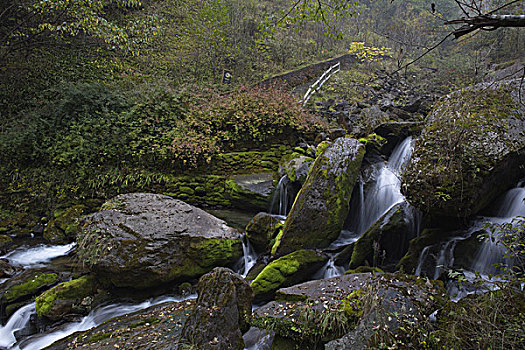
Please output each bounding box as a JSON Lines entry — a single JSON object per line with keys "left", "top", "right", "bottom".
{"left": 180, "top": 268, "right": 253, "bottom": 350}
{"left": 279, "top": 154, "right": 314, "bottom": 185}
{"left": 402, "top": 80, "right": 525, "bottom": 217}
{"left": 77, "top": 193, "right": 243, "bottom": 289}
{"left": 349, "top": 203, "right": 418, "bottom": 271}
{"left": 0, "top": 235, "right": 13, "bottom": 254}
{"left": 275, "top": 138, "right": 365, "bottom": 254}
{"left": 251, "top": 273, "right": 446, "bottom": 349}
{"left": 0, "top": 258, "right": 17, "bottom": 278}
{"left": 35, "top": 274, "right": 100, "bottom": 321}
{"left": 245, "top": 213, "right": 284, "bottom": 253}
{"left": 229, "top": 173, "right": 274, "bottom": 211}
{"left": 250, "top": 250, "right": 328, "bottom": 302}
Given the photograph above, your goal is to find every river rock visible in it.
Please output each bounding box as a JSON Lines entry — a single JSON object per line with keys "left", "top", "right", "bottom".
{"left": 77, "top": 193, "right": 243, "bottom": 289}
{"left": 402, "top": 80, "right": 525, "bottom": 217}
{"left": 245, "top": 213, "right": 284, "bottom": 253}
{"left": 35, "top": 274, "right": 100, "bottom": 321}
{"left": 250, "top": 249, "right": 328, "bottom": 302}
{"left": 349, "top": 202, "right": 418, "bottom": 271}
{"left": 0, "top": 258, "right": 17, "bottom": 277}
{"left": 0, "top": 270, "right": 59, "bottom": 320}
{"left": 251, "top": 273, "right": 446, "bottom": 349}
{"left": 180, "top": 268, "right": 253, "bottom": 350}
{"left": 275, "top": 137, "right": 365, "bottom": 255}
{"left": 44, "top": 205, "right": 86, "bottom": 243}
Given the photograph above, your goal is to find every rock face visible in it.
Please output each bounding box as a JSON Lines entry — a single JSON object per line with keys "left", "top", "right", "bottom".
{"left": 245, "top": 212, "right": 284, "bottom": 253}
{"left": 180, "top": 268, "right": 253, "bottom": 350}
{"left": 349, "top": 202, "right": 418, "bottom": 270}
{"left": 275, "top": 137, "right": 365, "bottom": 254}
{"left": 402, "top": 80, "right": 525, "bottom": 217}
{"left": 77, "top": 193, "right": 243, "bottom": 289}
{"left": 250, "top": 250, "right": 328, "bottom": 302}
{"left": 251, "top": 273, "right": 446, "bottom": 349}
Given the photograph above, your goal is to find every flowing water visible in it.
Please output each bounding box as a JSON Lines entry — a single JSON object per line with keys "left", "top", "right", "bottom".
{"left": 354, "top": 137, "right": 414, "bottom": 235}
{"left": 8, "top": 295, "right": 196, "bottom": 350}
{"left": 2, "top": 243, "right": 76, "bottom": 268}
{"left": 236, "top": 235, "right": 258, "bottom": 277}
{"left": 0, "top": 303, "right": 35, "bottom": 349}
{"left": 269, "top": 175, "right": 293, "bottom": 216}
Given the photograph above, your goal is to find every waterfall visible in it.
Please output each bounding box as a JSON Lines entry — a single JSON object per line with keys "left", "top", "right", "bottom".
{"left": 355, "top": 137, "right": 414, "bottom": 235}
{"left": 236, "top": 235, "right": 258, "bottom": 277}
{"left": 415, "top": 246, "right": 430, "bottom": 276}
{"left": 0, "top": 303, "right": 35, "bottom": 349}
{"left": 2, "top": 243, "right": 76, "bottom": 268}
{"left": 472, "top": 182, "right": 525, "bottom": 274}
{"left": 12, "top": 295, "right": 196, "bottom": 350}
{"left": 269, "top": 175, "right": 293, "bottom": 216}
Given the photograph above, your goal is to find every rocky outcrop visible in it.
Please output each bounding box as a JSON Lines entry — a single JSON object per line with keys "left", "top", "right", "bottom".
{"left": 275, "top": 137, "right": 365, "bottom": 254}
{"left": 245, "top": 213, "right": 284, "bottom": 253}
{"left": 251, "top": 273, "right": 446, "bottom": 349}
{"left": 77, "top": 193, "right": 243, "bottom": 289}
{"left": 250, "top": 250, "right": 328, "bottom": 302}
{"left": 402, "top": 80, "right": 525, "bottom": 217}
{"left": 349, "top": 202, "right": 418, "bottom": 271}
{"left": 180, "top": 268, "right": 253, "bottom": 350}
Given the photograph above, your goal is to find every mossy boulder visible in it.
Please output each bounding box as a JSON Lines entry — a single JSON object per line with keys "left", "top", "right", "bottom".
{"left": 44, "top": 205, "right": 86, "bottom": 243}
{"left": 402, "top": 80, "right": 525, "bottom": 217}
{"left": 35, "top": 274, "right": 99, "bottom": 321}
{"left": 349, "top": 202, "right": 417, "bottom": 271}
{"left": 250, "top": 250, "right": 328, "bottom": 302}
{"left": 279, "top": 154, "right": 314, "bottom": 185}
{"left": 226, "top": 173, "right": 274, "bottom": 212}
{"left": 77, "top": 193, "right": 243, "bottom": 289}
{"left": 245, "top": 213, "right": 284, "bottom": 253}
{"left": 275, "top": 137, "right": 365, "bottom": 254}
{"left": 1, "top": 270, "right": 59, "bottom": 319}
{"left": 0, "top": 212, "right": 40, "bottom": 238}
{"left": 180, "top": 268, "right": 253, "bottom": 350}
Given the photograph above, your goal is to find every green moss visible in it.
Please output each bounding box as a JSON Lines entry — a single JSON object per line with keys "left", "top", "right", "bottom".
{"left": 270, "top": 228, "right": 284, "bottom": 255}
{"left": 315, "top": 141, "right": 331, "bottom": 157}
{"left": 167, "top": 237, "right": 243, "bottom": 281}
{"left": 87, "top": 332, "right": 111, "bottom": 343}
{"left": 250, "top": 250, "right": 327, "bottom": 299}
{"left": 35, "top": 275, "right": 97, "bottom": 317}
{"left": 2, "top": 273, "right": 58, "bottom": 304}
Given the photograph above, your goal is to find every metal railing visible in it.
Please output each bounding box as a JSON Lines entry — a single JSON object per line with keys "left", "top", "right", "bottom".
{"left": 301, "top": 61, "right": 341, "bottom": 106}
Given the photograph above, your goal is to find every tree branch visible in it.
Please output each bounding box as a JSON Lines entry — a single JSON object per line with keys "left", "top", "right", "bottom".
{"left": 445, "top": 15, "right": 525, "bottom": 39}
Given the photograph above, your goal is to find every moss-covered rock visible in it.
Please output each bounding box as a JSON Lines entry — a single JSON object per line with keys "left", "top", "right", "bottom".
{"left": 44, "top": 205, "right": 86, "bottom": 243}
{"left": 0, "top": 212, "right": 39, "bottom": 238}
{"left": 1, "top": 271, "right": 58, "bottom": 305}
{"left": 402, "top": 80, "right": 525, "bottom": 217}
{"left": 250, "top": 250, "right": 328, "bottom": 302}
{"left": 0, "top": 234, "right": 13, "bottom": 253}
{"left": 279, "top": 153, "right": 314, "bottom": 185}
{"left": 275, "top": 137, "right": 365, "bottom": 254}
{"left": 245, "top": 213, "right": 284, "bottom": 253}
{"left": 35, "top": 274, "right": 99, "bottom": 320}
{"left": 348, "top": 202, "right": 416, "bottom": 271}
{"left": 78, "top": 193, "right": 243, "bottom": 289}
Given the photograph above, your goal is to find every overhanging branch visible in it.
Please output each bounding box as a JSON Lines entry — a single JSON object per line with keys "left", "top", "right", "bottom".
{"left": 445, "top": 15, "right": 525, "bottom": 38}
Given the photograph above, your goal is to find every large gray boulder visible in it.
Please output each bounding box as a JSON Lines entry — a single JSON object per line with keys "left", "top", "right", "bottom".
{"left": 275, "top": 137, "right": 365, "bottom": 254}
{"left": 180, "top": 268, "right": 253, "bottom": 350}
{"left": 77, "top": 193, "right": 243, "bottom": 289}
{"left": 402, "top": 80, "right": 525, "bottom": 217}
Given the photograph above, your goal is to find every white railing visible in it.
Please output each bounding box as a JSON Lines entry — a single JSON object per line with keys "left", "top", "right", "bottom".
{"left": 302, "top": 61, "right": 341, "bottom": 106}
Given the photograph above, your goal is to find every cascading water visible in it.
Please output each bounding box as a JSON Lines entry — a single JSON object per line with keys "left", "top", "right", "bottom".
{"left": 354, "top": 137, "right": 414, "bottom": 235}
{"left": 9, "top": 295, "right": 196, "bottom": 350}
{"left": 0, "top": 303, "right": 35, "bottom": 349}
{"left": 236, "top": 235, "right": 258, "bottom": 277}
{"left": 269, "top": 175, "right": 293, "bottom": 216}
{"left": 472, "top": 182, "right": 525, "bottom": 274}
{"left": 2, "top": 243, "right": 76, "bottom": 268}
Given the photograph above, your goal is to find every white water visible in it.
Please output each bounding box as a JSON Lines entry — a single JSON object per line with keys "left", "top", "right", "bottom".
{"left": 269, "top": 175, "right": 292, "bottom": 216}
{"left": 2, "top": 243, "right": 76, "bottom": 268}
{"left": 355, "top": 137, "right": 414, "bottom": 235}
{"left": 237, "top": 235, "right": 258, "bottom": 277}
{"left": 472, "top": 183, "right": 524, "bottom": 274}
{"left": 320, "top": 257, "right": 346, "bottom": 279}
{"left": 0, "top": 303, "right": 35, "bottom": 349}
{"left": 11, "top": 294, "right": 196, "bottom": 350}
